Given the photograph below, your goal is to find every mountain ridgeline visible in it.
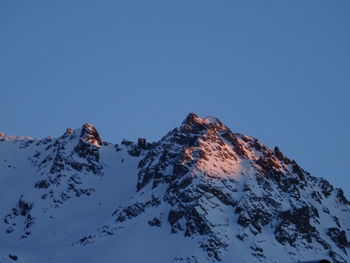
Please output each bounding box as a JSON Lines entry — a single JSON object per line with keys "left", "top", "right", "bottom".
{"left": 0, "top": 114, "right": 349, "bottom": 263}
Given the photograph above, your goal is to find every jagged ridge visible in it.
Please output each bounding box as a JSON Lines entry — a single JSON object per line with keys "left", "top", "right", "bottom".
{"left": 0, "top": 114, "right": 349, "bottom": 263}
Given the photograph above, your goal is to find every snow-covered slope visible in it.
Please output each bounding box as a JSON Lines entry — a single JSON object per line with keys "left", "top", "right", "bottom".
{"left": 0, "top": 114, "right": 349, "bottom": 263}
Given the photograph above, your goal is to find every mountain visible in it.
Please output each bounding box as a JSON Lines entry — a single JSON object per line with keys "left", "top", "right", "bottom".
{"left": 0, "top": 113, "right": 349, "bottom": 263}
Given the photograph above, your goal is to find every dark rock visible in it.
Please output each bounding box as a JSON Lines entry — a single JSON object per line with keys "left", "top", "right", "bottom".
{"left": 70, "top": 161, "right": 83, "bottom": 171}
{"left": 148, "top": 217, "right": 161, "bottom": 227}
{"left": 8, "top": 254, "right": 18, "bottom": 261}
{"left": 34, "top": 180, "right": 50, "bottom": 189}
{"left": 121, "top": 139, "right": 144, "bottom": 157}
{"left": 337, "top": 189, "right": 350, "bottom": 205}
{"left": 121, "top": 139, "right": 133, "bottom": 146}
{"left": 6, "top": 227, "right": 14, "bottom": 233}
{"left": 319, "top": 179, "right": 334, "bottom": 197}
{"left": 74, "top": 140, "right": 100, "bottom": 162}
{"left": 198, "top": 184, "right": 236, "bottom": 206}
{"left": 137, "top": 138, "right": 147, "bottom": 149}
{"left": 236, "top": 196, "right": 276, "bottom": 234}
{"left": 275, "top": 206, "right": 317, "bottom": 245}
{"left": 327, "top": 227, "right": 349, "bottom": 252}
{"left": 18, "top": 198, "right": 33, "bottom": 216}
{"left": 274, "top": 146, "right": 292, "bottom": 164}
{"left": 114, "top": 197, "right": 161, "bottom": 223}
{"left": 291, "top": 161, "right": 305, "bottom": 180}
{"left": 168, "top": 210, "right": 184, "bottom": 233}
{"left": 173, "top": 164, "right": 189, "bottom": 177}
{"left": 221, "top": 131, "right": 248, "bottom": 158}
{"left": 329, "top": 250, "right": 347, "bottom": 263}
{"left": 311, "top": 191, "right": 323, "bottom": 204}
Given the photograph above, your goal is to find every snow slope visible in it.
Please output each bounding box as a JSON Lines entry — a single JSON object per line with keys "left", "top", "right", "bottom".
{"left": 0, "top": 114, "right": 349, "bottom": 263}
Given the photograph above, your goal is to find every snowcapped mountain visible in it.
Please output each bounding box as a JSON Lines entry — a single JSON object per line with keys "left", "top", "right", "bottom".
{"left": 0, "top": 113, "right": 349, "bottom": 263}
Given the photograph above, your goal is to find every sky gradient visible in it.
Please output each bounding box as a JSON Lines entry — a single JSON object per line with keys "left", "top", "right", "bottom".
{"left": 1, "top": 1, "right": 349, "bottom": 194}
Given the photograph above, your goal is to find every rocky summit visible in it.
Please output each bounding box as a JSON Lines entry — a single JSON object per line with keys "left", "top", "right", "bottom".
{"left": 0, "top": 114, "right": 349, "bottom": 263}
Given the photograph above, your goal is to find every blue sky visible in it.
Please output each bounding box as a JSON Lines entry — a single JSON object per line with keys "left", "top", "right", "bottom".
{"left": 1, "top": 0, "right": 349, "bottom": 194}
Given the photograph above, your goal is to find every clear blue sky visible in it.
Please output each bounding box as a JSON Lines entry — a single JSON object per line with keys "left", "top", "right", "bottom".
{"left": 1, "top": 1, "right": 349, "bottom": 195}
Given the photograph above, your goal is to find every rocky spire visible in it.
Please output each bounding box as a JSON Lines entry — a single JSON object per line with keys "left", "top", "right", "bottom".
{"left": 79, "top": 124, "right": 102, "bottom": 147}
{"left": 182, "top": 113, "right": 202, "bottom": 126}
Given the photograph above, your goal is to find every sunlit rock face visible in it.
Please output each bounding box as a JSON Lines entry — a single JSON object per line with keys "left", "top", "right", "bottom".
{"left": 79, "top": 123, "right": 102, "bottom": 147}
{"left": 0, "top": 114, "right": 349, "bottom": 263}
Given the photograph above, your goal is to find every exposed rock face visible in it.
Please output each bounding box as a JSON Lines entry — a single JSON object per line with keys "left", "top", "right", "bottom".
{"left": 80, "top": 123, "right": 102, "bottom": 147}
{"left": 137, "top": 138, "right": 147, "bottom": 149}
{"left": 0, "top": 114, "right": 349, "bottom": 263}
{"left": 76, "top": 114, "right": 349, "bottom": 263}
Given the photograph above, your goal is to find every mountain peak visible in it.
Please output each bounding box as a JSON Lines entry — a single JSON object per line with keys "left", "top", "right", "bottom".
{"left": 182, "top": 112, "right": 202, "bottom": 125}
{"left": 183, "top": 113, "right": 222, "bottom": 126}
{"left": 181, "top": 113, "right": 226, "bottom": 134}
{"left": 80, "top": 123, "right": 102, "bottom": 147}
{"left": 1, "top": 116, "right": 349, "bottom": 263}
